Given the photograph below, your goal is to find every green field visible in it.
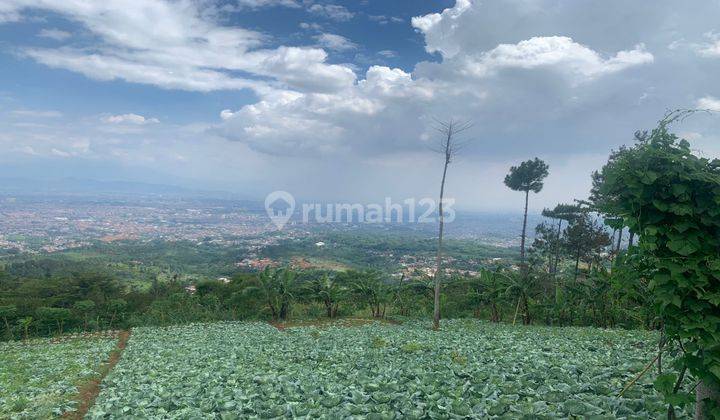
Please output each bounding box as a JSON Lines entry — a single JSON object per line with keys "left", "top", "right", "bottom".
{"left": 84, "top": 320, "right": 686, "bottom": 419}
{"left": 0, "top": 333, "right": 117, "bottom": 418}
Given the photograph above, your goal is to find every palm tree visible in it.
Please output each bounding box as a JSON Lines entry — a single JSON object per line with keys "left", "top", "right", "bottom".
{"left": 249, "top": 267, "right": 296, "bottom": 320}
{"left": 306, "top": 274, "right": 346, "bottom": 318}
{"left": 504, "top": 158, "right": 549, "bottom": 263}
{"left": 350, "top": 270, "right": 388, "bottom": 318}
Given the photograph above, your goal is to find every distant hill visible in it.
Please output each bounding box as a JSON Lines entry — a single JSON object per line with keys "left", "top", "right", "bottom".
{"left": 0, "top": 177, "right": 193, "bottom": 195}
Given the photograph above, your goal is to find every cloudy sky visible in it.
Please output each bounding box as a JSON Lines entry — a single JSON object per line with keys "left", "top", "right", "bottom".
{"left": 1, "top": 0, "right": 720, "bottom": 211}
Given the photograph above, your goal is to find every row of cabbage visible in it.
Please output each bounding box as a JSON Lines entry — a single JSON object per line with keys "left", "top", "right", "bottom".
{"left": 0, "top": 336, "right": 117, "bottom": 418}
{"left": 88, "top": 320, "right": 684, "bottom": 418}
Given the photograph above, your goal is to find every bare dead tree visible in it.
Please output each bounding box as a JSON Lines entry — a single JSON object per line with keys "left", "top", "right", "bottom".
{"left": 431, "top": 118, "right": 472, "bottom": 330}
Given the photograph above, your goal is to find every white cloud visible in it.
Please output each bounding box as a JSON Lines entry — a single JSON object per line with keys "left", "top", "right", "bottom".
{"left": 367, "top": 15, "right": 388, "bottom": 24}
{"left": 669, "top": 32, "right": 720, "bottom": 58}
{"left": 299, "top": 22, "right": 322, "bottom": 31}
{"left": 0, "top": 3, "right": 21, "bottom": 23}
{"left": 232, "top": 0, "right": 300, "bottom": 9}
{"left": 461, "top": 37, "right": 653, "bottom": 81}
{"left": 215, "top": 1, "right": 654, "bottom": 157}
{"left": 411, "top": 1, "right": 653, "bottom": 84}
{"left": 378, "top": 50, "right": 397, "bottom": 58}
{"left": 37, "top": 28, "right": 71, "bottom": 41}
{"left": 23, "top": 47, "right": 265, "bottom": 92}
{"left": 694, "top": 32, "right": 720, "bottom": 57}
{"left": 103, "top": 113, "right": 159, "bottom": 124}
{"left": 313, "top": 33, "right": 356, "bottom": 51}
{"left": 16, "top": 145, "right": 38, "bottom": 155}
{"left": 5, "top": 0, "right": 652, "bottom": 160}
{"left": 697, "top": 96, "right": 720, "bottom": 111}
{"left": 308, "top": 4, "right": 354, "bottom": 21}
{"left": 216, "top": 65, "right": 438, "bottom": 155}
{"left": 51, "top": 148, "right": 71, "bottom": 157}
{"left": 360, "top": 66, "right": 433, "bottom": 99}
{"left": 367, "top": 15, "right": 403, "bottom": 25}
{"left": 5, "top": 0, "right": 356, "bottom": 93}
{"left": 411, "top": 1, "right": 652, "bottom": 83}
{"left": 411, "top": 0, "right": 473, "bottom": 58}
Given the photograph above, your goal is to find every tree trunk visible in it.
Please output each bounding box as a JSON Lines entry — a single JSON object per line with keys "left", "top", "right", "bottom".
{"left": 279, "top": 302, "right": 289, "bottom": 320}
{"left": 2, "top": 317, "right": 10, "bottom": 339}
{"left": 268, "top": 301, "right": 277, "bottom": 320}
{"left": 491, "top": 303, "right": 500, "bottom": 322}
{"left": 615, "top": 227, "right": 623, "bottom": 254}
{"left": 433, "top": 156, "right": 450, "bottom": 330}
{"left": 552, "top": 220, "right": 563, "bottom": 275}
{"left": 546, "top": 255, "right": 553, "bottom": 274}
{"left": 695, "top": 380, "right": 720, "bottom": 419}
{"left": 574, "top": 249, "right": 581, "bottom": 281}
{"left": 520, "top": 190, "right": 529, "bottom": 263}
{"left": 522, "top": 294, "right": 531, "bottom": 325}
{"left": 325, "top": 300, "right": 333, "bottom": 318}
{"left": 628, "top": 231, "right": 635, "bottom": 247}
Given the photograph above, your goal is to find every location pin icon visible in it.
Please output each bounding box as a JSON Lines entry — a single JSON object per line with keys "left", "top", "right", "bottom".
{"left": 265, "top": 191, "right": 295, "bottom": 230}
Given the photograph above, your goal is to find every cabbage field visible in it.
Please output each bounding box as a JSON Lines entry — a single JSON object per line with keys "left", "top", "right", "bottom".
{"left": 86, "top": 320, "right": 687, "bottom": 419}
{"left": 0, "top": 333, "right": 117, "bottom": 419}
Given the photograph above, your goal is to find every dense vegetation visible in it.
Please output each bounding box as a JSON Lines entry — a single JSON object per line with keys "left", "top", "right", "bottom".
{"left": 88, "top": 320, "right": 685, "bottom": 418}
{"left": 0, "top": 233, "right": 520, "bottom": 339}
{"left": 0, "top": 240, "right": 242, "bottom": 288}
{"left": 589, "top": 111, "right": 720, "bottom": 417}
{"left": 0, "top": 333, "right": 117, "bottom": 418}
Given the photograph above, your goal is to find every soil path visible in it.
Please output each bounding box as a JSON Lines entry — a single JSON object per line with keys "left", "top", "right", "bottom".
{"left": 64, "top": 330, "right": 131, "bottom": 419}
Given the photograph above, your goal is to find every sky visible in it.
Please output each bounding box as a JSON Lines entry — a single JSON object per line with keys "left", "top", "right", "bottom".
{"left": 1, "top": 0, "right": 720, "bottom": 211}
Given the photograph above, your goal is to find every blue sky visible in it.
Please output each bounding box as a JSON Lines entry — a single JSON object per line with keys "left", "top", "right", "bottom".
{"left": 1, "top": 0, "right": 720, "bottom": 210}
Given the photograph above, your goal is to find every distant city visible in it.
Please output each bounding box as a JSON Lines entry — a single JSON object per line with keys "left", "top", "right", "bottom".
{"left": 0, "top": 194, "right": 539, "bottom": 255}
